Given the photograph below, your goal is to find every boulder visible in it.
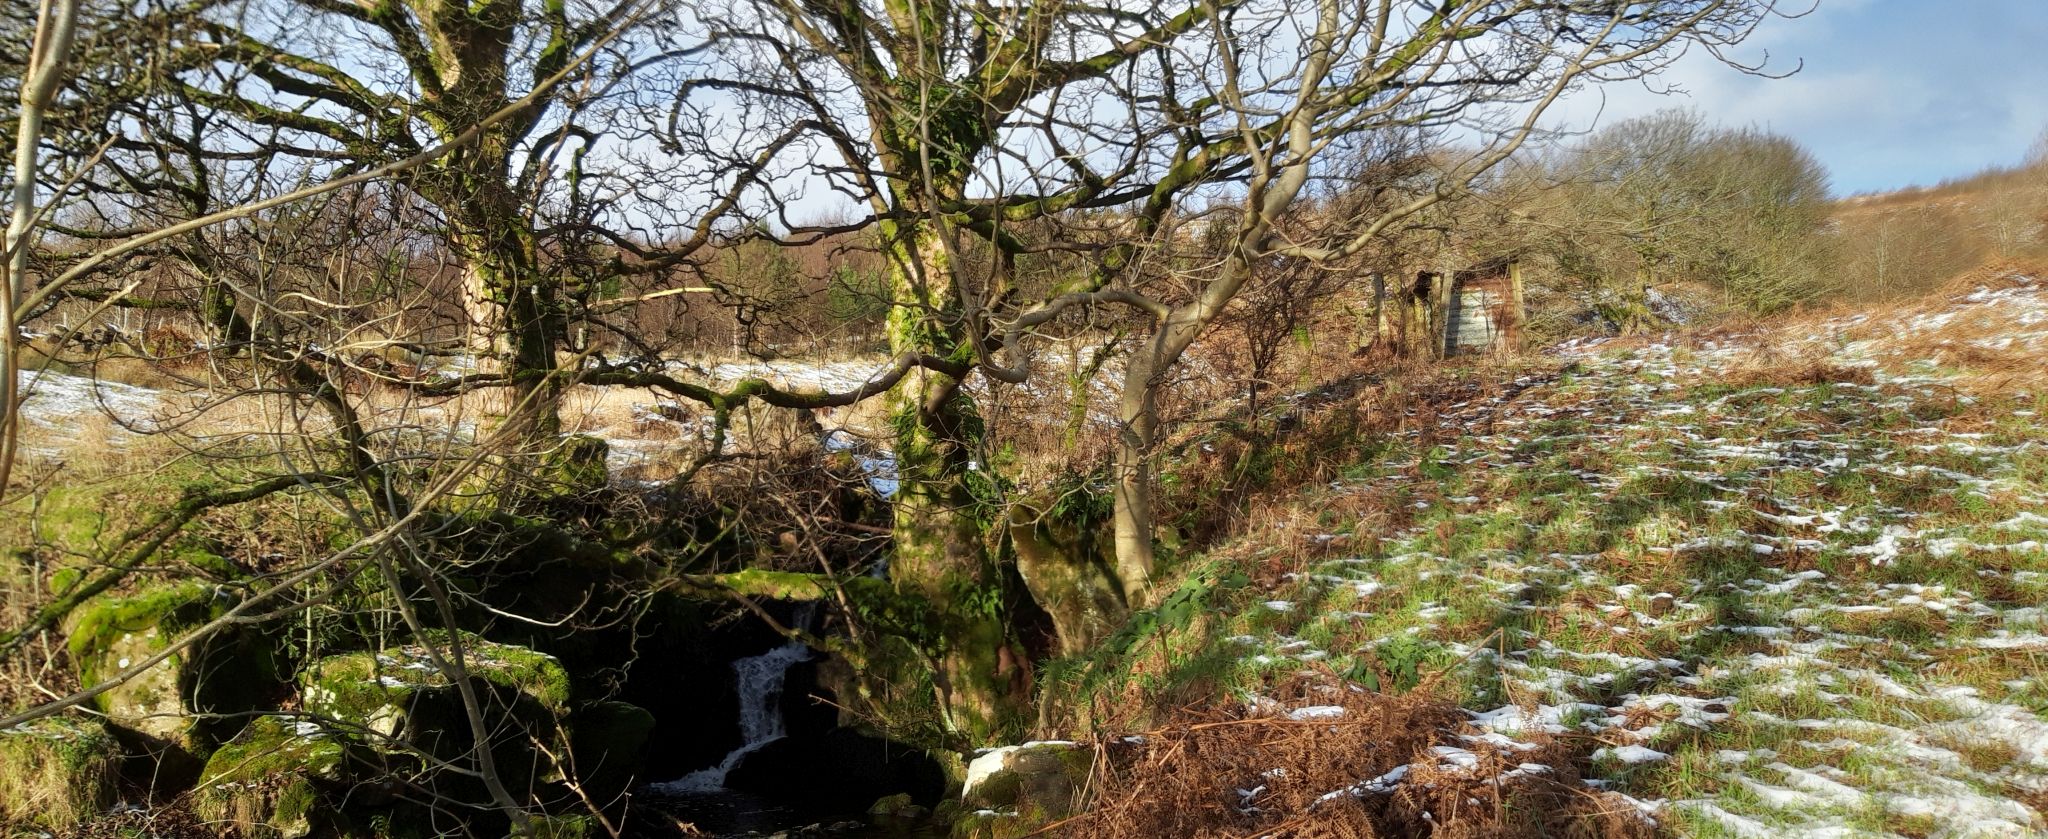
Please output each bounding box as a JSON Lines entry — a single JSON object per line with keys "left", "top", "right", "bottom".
{"left": 559, "top": 700, "right": 656, "bottom": 809}
{"left": 950, "top": 808, "right": 1034, "bottom": 839}
{"left": 1007, "top": 502, "right": 1126, "bottom": 656}
{"left": 542, "top": 434, "right": 611, "bottom": 497}
{"left": 63, "top": 582, "right": 284, "bottom": 762}
{"left": 191, "top": 716, "right": 354, "bottom": 839}
{"left": 299, "top": 632, "right": 574, "bottom": 805}
{"left": 867, "top": 791, "right": 930, "bottom": 825}
{"left": 195, "top": 640, "right": 639, "bottom": 837}
{"left": 960, "top": 741, "right": 1092, "bottom": 820}
{"left": 0, "top": 716, "right": 120, "bottom": 830}
{"left": 301, "top": 631, "right": 571, "bottom": 729}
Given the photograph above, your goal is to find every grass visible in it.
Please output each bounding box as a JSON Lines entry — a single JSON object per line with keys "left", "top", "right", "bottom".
{"left": 1052, "top": 270, "right": 2048, "bottom": 837}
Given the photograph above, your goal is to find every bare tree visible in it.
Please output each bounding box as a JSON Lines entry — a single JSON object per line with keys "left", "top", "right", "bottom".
{"left": 0, "top": 0, "right": 83, "bottom": 495}
{"left": 1030, "top": 1, "right": 1794, "bottom": 622}
{"left": 675, "top": 0, "right": 1794, "bottom": 740}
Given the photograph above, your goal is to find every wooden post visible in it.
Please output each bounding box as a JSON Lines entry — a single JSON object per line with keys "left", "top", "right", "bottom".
{"left": 1434, "top": 261, "right": 1456, "bottom": 359}
{"left": 1405, "top": 271, "right": 1434, "bottom": 359}
{"left": 1503, "top": 259, "right": 1527, "bottom": 354}
{"left": 1369, "top": 272, "right": 1388, "bottom": 353}
{"left": 1394, "top": 272, "right": 1414, "bottom": 357}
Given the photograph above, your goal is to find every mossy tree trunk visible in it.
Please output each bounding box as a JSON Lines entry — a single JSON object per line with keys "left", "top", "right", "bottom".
{"left": 726, "top": 0, "right": 1240, "bottom": 747}
{"left": 431, "top": 175, "right": 562, "bottom": 442}
{"left": 878, "top": 216, "right": 1016, "bottom": 744}
{"left": 405, "top": 1, "right": 570, "bottom": 444}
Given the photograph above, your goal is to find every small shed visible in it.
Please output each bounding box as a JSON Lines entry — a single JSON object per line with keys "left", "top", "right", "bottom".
{"left": 1443, "top": 260, "right": 1524, "bottom": 356}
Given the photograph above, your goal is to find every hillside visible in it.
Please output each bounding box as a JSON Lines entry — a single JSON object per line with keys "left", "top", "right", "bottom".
{"left": 1061, "top": 266, "right": 2048, "bottom": 837}
{"left": 1830, "top": 162, "right": 2048, "bottom": 303}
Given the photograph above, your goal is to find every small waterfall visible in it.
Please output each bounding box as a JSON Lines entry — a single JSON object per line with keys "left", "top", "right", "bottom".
{"left": 655, "top": 606, "right": 816, "bottom": 793}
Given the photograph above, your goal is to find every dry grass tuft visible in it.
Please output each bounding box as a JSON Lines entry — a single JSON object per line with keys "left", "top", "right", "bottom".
{"left": 1155, "top": 357, "right": 1545, "bottom": 554}
{"left": 63, "top": 798, "right": 214, "bottom": 839}
{"left": 1712, "top": 346, "right": 1877, "bottom": 391}
{"left": 1058, "top": 685, "right": 1651, "bottom": 839}
{"left": 1934, "top": 258, "right": 2048, "bottom": 296}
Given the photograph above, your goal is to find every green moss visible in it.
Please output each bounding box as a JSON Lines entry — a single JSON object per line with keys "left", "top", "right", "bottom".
{"left": 713, "top": 567, "right": 832, "bottom": 600}
{"left": 0, "top": 716, "right": 120, "bottom": 830}
{"left": 59, "top": 581, "right": 282, "bottom": 753}
{"left": 192, "top": 716, "right": 351, "bottom": 839}
{"left": 962, "top": 742, "right": 1091, "bottom": 820}
{"left": 463, "top": 636, "right": 573, "bottom": 712}
{"left": 542, "top": 434, "right": 610, "bottom": 496}
{"left": 50, "top": 566, "right": 83, "bottom": 595}
{"left": 65, "top": 580, "right": 285, "bottom": 742}
{"left": 12, "top": 461, "right": 227, "bottom": 561}
{"left": 298, "top": 632, "right": 575, "bottom": 823}
{"left": 176, "top": 546, "right": 242, "bottom": 580}
{"left": 869, "top": 792, "right": 917, "bottom": 817}
{"left": 303, "top": 630, "right": 573, "bottom": 725}
{"left": 948, "top": 808, "right": 1043, "bottom": 839}
{"left": 64, "top": 581, "right": 224, "bottom": 688}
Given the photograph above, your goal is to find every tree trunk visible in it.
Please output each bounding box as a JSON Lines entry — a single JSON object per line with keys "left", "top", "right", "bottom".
{"left": 879, "top": 220, "right": 1014, "bottom": 745}
{"left": 1109, "top": 345, "right": 1162, "bottom": 609}
{"left": 458, "top": 239, "right": 561, "bottom": 442}
{"left": 434, "top": 168, "right": 563, "bottom": 444}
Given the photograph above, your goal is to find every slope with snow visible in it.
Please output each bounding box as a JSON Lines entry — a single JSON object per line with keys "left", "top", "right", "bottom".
{"left": 1210, "top": 272, "right": 2048, "bottom": 838}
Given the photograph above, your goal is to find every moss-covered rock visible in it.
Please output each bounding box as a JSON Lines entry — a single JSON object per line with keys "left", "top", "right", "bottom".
{"left": 191, "top": 716, "right": 353, "bottom": 839}
{"left": 0, "top": 716, "right": 120, "bottom": 830}
{"left": 1006, "top": 501, "right": 1126, "bottom": 657}
{"left": 960, "top": 742, "right": 1092, "bottom": 822}
{"left": 299, "top": 632, "right": 573, "bottom": 809}
{"left": 868, "top": 791, "right": 932, "bottom": 824}
{"left": 708, "top": 567, "right": 833, "bottom": 600}
{"left": 62, "top": 582, "right": 283, "bottom": 757}
{"left": 949, "top": 808, "right": 1035, "bottom": 839}
{"left": 543, "top": 434, "right": 611, "bottom": 497}
{"left": 65, "top": 584, "right": 213, "bottom": 739}
{"left": 302, "top": 631, "right": 572, "bottom": 724}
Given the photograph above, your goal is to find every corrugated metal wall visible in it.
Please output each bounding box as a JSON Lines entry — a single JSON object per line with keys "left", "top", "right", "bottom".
{"left": 1444, "top": 280, "right": 1501, "bottom": 355}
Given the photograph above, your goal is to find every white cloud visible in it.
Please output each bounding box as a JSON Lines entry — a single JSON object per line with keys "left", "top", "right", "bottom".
{"left": 1543, "top": 1, "right": 2047, "bottom": 195}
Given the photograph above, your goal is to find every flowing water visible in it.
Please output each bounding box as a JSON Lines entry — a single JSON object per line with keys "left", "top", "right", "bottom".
{"left": 654, "top": 601, "right": 819, "bottom": 795}
{"left": 640, "top": 606, "right": 833, "bottom": 834}
{"left": 638, "top": 606, "right": 942, "bottom": 836}
{"left": 651, "top": 637, "right": 812, "bottom": 793}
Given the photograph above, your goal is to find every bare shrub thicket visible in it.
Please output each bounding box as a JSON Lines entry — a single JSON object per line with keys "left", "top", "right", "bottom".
{"left": 1511, "top": 109, "right": 1836, "bottom": 319}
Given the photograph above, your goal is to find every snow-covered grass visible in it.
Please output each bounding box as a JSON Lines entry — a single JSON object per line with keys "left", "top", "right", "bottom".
{"left": 1117, "top": 272, "right": 2048, "bottom": 837}
{"left": 10, "top": 369, "right": 171, "bottom": 457}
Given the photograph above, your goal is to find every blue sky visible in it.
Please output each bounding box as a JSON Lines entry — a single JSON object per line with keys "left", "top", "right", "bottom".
{"left": 1546, "top": 0, "right": 2048, "bottom": 197}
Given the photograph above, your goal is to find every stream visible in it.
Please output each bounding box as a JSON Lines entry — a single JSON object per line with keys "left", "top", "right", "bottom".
{"left": 655, "top": 636, "right": 812, "bottom": 794}
{"left": 639, "top": 604, "right": 913, "bottom": 836}
{"left": 642, "top": 632, "right": 823, "bottom": 835}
